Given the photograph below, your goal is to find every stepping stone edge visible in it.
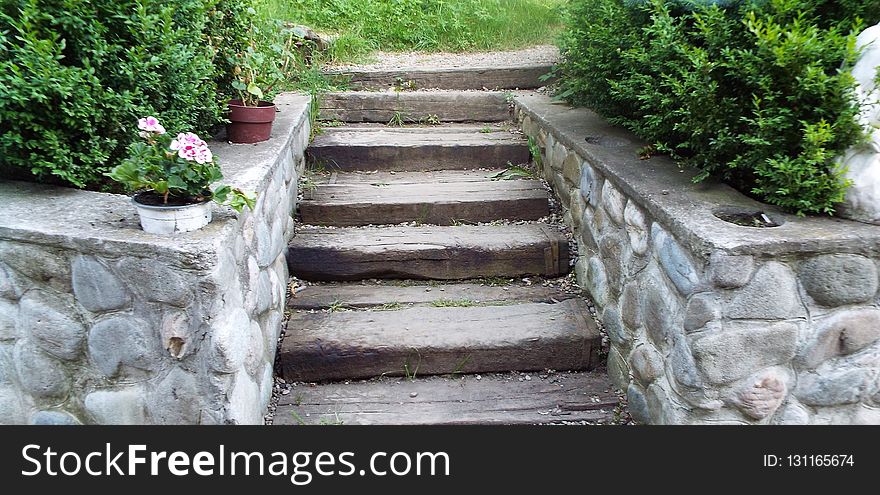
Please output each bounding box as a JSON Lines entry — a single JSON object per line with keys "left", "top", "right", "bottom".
{"left": 287, "top": 225, "right": 570, "bottom": 281}
{"left": 280, "top": 299, "right": 600, "bottom": 382}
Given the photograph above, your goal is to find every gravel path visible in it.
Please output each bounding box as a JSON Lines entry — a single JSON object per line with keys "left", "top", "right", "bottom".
{"left": 329, "top": 45, "right": 559, "bottom": 71}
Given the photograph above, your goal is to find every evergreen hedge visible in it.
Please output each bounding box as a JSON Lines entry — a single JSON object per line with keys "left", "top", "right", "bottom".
{"left": 0, "top": 0, "right": 251, "bottom": 189}
{"left": 558, "top": 0, "right": 880, "bottom": 215}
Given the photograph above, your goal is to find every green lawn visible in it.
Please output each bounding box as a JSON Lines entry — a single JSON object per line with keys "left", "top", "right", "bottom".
{"left": 254, "top": 0, "right": 565, "bottom": 62}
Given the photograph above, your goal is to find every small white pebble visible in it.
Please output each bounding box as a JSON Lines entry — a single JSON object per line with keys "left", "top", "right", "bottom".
{"left": 476, "top": 375, "right": 482, "bottom": 380}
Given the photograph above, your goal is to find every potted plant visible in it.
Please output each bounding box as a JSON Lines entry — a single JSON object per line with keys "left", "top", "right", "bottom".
{"left": 107, "top": 116, "right": 255, "bottom": 234}
{"left": 226, "top": 17, "right": 302, "bottom": 144}
{"left": 227, "top": 48, "right": 277, "bottom": 144}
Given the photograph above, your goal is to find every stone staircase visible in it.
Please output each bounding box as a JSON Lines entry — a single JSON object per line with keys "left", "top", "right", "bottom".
{"left": 273, "top": 70, "right": 615, "bottom": 425}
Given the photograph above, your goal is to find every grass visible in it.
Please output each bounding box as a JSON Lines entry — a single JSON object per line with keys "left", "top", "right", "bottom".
{"left": 289, "top": 410, "right": 307, "bottom": 425}
{"left": 253, "top": 0, "right": 565, "bottom": 63}
{"left": 394, "top": 77, "right": 418, "bottom": 91}
{"left": 451, "top": 355, "right": 472, "bottom": 375}
{"left": 299, "top": 175, "right": 318, "bottom": 197}
{"left": 387, "top": 111, "right": 407, "bottom": 127}
{"left": 491, "top": 162, "right": 536, "bottom": 180}
{"left": 419, "top": 114, "right": 441, "bottom": 126}
{"left": 476, "top": 276, "right": 514, "bottom": 287}
{"left": 430, "top": 299, "right": 476, "bottom": 308}
{"left": 318, "top": 413, "right": 345, "bottom": 425}
{"left": 320, "top": 119, "right": 345, "bottom": 128}
{"left": 414, "top": 204, "right": 431, "bottom": 225}
{"left": 376, "top": 302, "right": 403, "bottom": 311}
{"left": 404, "top": 349, "right": 422, "bottom": 382}
{"left": 528, "top": 136, "right": 543, "bottom": 169}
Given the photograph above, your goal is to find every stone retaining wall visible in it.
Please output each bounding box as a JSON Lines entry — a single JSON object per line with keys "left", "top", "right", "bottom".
{"left": 0, "top": 93, "right": 311, "bottom": 425}
{"left": 515, "top": 94, "right": 880, "bottom": 425}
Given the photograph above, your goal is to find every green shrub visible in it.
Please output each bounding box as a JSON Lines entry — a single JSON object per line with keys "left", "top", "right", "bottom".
{"left": 207, "top": 0, "right": 253, "bottom": 95}
{"left": 558, "top": 0, "right": 880, "bottom": 215}
{"left": 0, "top": 0, "right": 253, "bottom": 190}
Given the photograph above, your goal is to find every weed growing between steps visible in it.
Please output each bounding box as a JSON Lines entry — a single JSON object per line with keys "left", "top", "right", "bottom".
{"left": 387, "top": 111, "right": 407, "bottom": 127}
{"left": 491, "top": 163, "right": 537, "bottom": 180}
{"left": 430, "top": 299, "right": 478, "bottom": 308}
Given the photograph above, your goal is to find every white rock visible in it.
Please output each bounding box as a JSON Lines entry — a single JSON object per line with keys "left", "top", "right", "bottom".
{"left": 244, "top": 320, "right": 265, "bottom": 377}
{"left": 227, "top": 369, "right": 262, "bottom": 425}
{"left": 14, "top": 340, "right": 70, "bottom": 400}
{"left": 623, "top": 201, "right": 649, "bottom": 255}
{"left": 601, "top": 180, "right": 626, "bottom": 226}
{"left": 262, "top": 310, "right": 283, "bottom": 359}
{"left": 147, "top": 367, "right": 202, "bottom": 424}
{"left": 839, "top": 23, "right": 880, "bottom": 224}
{"left": 0, "top": 385, "right": 27, "bottom": 425}
{"left": 0, "top": 299, "right": 18, "bottom": 341}
{"left": 85, "top": 388, "right": 147, "bottom": 425}
{"left": 259, "top": 362, "right": 274, "bottom": 410}
{"left": 211, "top": 308, "right": 251, "bottom": 374}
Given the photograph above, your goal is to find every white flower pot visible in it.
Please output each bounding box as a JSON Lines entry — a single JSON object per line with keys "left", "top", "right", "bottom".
{"left": 133, "top": 193, "right": 212, "bottom": 234}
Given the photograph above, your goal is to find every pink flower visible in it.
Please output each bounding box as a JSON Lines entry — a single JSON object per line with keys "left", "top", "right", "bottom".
{"left": 170, "top": 132, "right": 213, "bottom": 164}
{"left": 138, "top": 116, "right": 166, "bottom": 135}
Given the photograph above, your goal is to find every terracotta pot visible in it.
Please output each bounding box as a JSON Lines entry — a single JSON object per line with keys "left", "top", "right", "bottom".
{"left": 226, "top": 99, "right": 276, "bottom": 144}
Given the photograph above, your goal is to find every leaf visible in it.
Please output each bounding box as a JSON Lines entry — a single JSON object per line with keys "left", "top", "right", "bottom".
{"left": 167, "top": 175, "right": 186, "bottom": 191}
{"left": 246, "top": 82, "right": 263, "bottom": 99}
{"left": 292, "top": 26, "right": 309, "bottom": 39}
{"left": 212, "top": 185, "right": 231, "bottom": 204}
{"left": 491, "top": 166, "right": 534, "bottom": 181}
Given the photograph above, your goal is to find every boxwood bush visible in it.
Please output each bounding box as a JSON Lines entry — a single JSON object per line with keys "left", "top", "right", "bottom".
{"left": 558, "top": 0, "right": 880, "bottom": 215}
{"left": 0, "top": 0, "right": 252, "bottom": 190}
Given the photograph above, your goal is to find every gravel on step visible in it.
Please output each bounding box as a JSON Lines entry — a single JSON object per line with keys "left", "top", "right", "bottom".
{"left": 271, "top": 369, "right": 629, "bottom": 425}
{"left": 328, "top": 45, "right": 559, "bottom": 72}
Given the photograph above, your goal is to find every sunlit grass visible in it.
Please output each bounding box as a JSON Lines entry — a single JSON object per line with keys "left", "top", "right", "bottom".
{"left": 254, "top": 0, "right": 564, "bottom": 62}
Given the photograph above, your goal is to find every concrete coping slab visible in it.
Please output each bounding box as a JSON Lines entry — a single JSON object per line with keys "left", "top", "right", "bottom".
{"left": 0, "top": 93, "right": 310, "bottom": 267}
{"left": 515, "top": 94, "right": 880, "bottom": 259}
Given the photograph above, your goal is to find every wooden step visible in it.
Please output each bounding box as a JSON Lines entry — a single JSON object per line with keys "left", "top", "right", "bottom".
{"left": 324, "top": 64, "right": 554, "bottom": 91}
{"left": 309, "top": 169, "right": 521, "bottom": 184}
{"left": 299, "top": 171, "right": 549, "bottom": 226}
{"left": 286, "top": 224, "right": 570, "bottom": 281}
{"left": 279, "top": 298, "right": 600, "bottom": 382}
{"left": 307, "top": 126, "right": 529, "bottom": 171}
{"left": 288, "top": 283, "right": 575, "bottom": 310}
{"left": 320, "top": 91, "right": 511, "bottom": 123}
{"left": 273, "top": 371, "right": 616, "bottom": 425}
